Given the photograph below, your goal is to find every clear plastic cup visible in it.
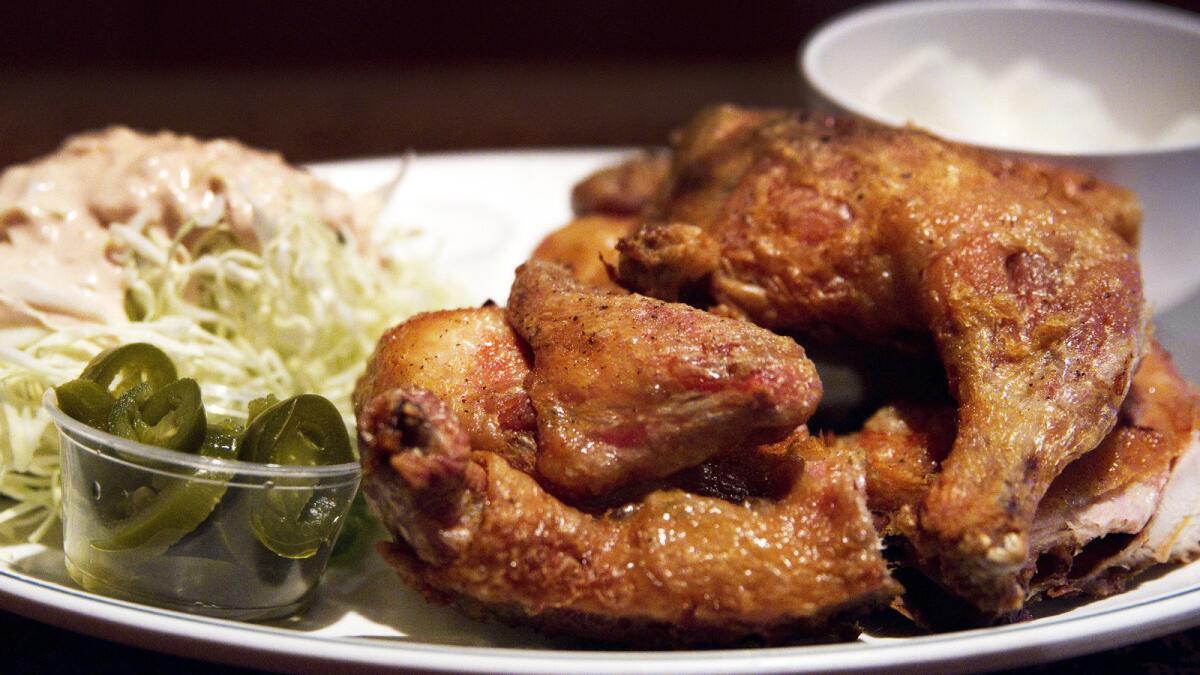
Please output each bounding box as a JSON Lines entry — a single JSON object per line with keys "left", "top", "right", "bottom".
{"left": 45, "top": 390, "right": 361, "bottom": 620}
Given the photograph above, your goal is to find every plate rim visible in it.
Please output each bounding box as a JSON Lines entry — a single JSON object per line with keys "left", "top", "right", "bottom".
{"left": 4, "top": 561, "right": 1200, "bottom": 674}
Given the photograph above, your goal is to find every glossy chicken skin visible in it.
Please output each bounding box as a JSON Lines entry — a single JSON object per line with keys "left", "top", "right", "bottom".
{"left": 358, "top": 389, "right": 894, "bottom": 646}
{"left": 354, "top": 304, "right": 894, "bottom": 645}
{"left": 532, "top": 152, "right": 670, "bottom": 291}
{"left": 508, "top": 260, "right": 822, "bottom": 498}
{"left": 354, "top": 306, "right": 537, "bottom": 473}
{"left": 839, "top": 340, "right": 1199, "bottom": 603}
{"left": 530, "top": 215, "right": 634, "bottom": 291}
{"left": 618, "top": 105, "right": 1146, "bottom": 613}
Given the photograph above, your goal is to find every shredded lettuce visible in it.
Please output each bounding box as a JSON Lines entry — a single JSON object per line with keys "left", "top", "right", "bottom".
{"left": 0, "top": 203, "right": 457, "bottom": 542}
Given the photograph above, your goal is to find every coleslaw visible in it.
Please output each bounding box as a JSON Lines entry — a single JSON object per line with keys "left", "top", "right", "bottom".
{"left": 0, "top": 182, "right": 455, "bottom": 542}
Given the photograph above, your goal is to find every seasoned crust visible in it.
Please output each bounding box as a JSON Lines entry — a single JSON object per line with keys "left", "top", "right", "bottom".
{"left": 570, "top": 151, "right": 671, "bottom": 217}
{"left": 617, "top": 105, "right": 1146, "bottom": 614}
{"left": 355, "top": 301, "right": 896, "bottom": 645}
{"left": 363, "top": 408, "right": 896, "bottom": 647}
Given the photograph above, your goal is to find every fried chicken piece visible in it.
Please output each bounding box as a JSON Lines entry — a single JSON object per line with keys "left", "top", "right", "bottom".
{"left": 507, "top": 260, "right": 822, "bottom": 498}
{"left": 839, "top": 340, "right": 1200, "bottom": 607}
{"left": 834, "top": 401, "right": 954, "bottom": 533}
{"left": 570, "top": 151, "right": 670, "bottom": 216}
{"left": 532, "top": 151, "right": 672, "bottom": 291}
{"left": 353, "top": 304, "right": 894, "bottom": 644}
{"left": 351, "top": 304, "right": 805, "bottom": 514}
{"left": 1032, "top": 340, "right": 1200, "bottom": 598}
{"left": 530, "top": 215, "right": 634, "bottom": 291}
{"left": 358, "top": 388, "right": 896, "bottom": 647}
{"left": 353, "top": 306, "right": 537, "bottom": 473}
{"left": 618, "top": 105, "right": 1146, "bottom": 614}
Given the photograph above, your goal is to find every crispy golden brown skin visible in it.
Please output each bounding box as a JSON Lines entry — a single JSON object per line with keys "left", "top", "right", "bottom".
{"left": 508, "top": 260, "right": 822, "bottom": 498}
{"left": 358, "top": 390, "right": 895, "bottom": 647}
{"left": 570, "top": 151, "right": 670, "bottom": 216}
{"left": 840, "top": 340, "right": 1198, "bottom": 607}
{"left": 354, "top": 306, "right": 537, "bottom": 473}
{"left": 530, "top": 214, "right": 634, "bottom": 291}
{"left": 354, "top": 304, "right": 895, "bottom": 645}
{"left": 618, "top": 105, "right": 1147, "bottom": 613}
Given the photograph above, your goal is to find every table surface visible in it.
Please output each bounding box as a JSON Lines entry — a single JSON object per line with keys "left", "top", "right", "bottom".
{"left": 4, "top": 2, "right": 1200, "bottom": 671}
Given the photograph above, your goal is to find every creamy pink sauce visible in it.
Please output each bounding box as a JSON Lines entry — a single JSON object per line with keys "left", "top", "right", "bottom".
{"left": 0, "top": 127, "right": 364, "bottom": 327}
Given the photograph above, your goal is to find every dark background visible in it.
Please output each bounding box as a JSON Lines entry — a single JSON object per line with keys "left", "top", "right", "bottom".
{"left": 2, "top": 0, "right": 1196, "bottom": 167}
{"left": 4, "top": 1, "right": 1200, "bottom": 673}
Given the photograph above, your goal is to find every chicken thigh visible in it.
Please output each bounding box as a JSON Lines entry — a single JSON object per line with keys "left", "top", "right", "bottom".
{"left": 618, "top": 105, "right": 1146, "bottom": 613}
{"left": 838, "top": 339, "right": 1199, "bottom": 608}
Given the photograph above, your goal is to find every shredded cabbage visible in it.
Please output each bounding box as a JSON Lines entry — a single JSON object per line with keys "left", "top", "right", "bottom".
{"left": 0, "top": 203, "right": 457, "bottom": 542}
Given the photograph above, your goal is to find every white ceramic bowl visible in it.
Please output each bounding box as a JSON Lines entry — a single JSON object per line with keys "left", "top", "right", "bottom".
{"left": 801, "top": 0, "right": 1200, "bottom": 311}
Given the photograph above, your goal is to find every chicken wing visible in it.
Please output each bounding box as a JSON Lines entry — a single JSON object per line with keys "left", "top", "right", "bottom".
{"left": 353, "top": 306, "right": 537, "bottom": 473}
{"left": 354, "top": 305, "right": 895, "bottom": 645}
{"left": 507, "top": 260, "right": 822, "bottom": 498}
{"left": 618, "top": 105, "right": 1146, "bottom": 613}
{"left": 358, "top": 388, "right": 894, "bottom": 646}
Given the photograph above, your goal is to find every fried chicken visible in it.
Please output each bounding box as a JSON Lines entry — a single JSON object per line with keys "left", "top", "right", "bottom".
{"left": 507, "top": 260, "right": 821, "bottom": 498}
{"left": 532, "top": 152, "right": 669, "bottom": 291}
{"left": 838, "top": 339, "right": 1200, "bottom": 607}
{"left": 355, "top": 297, "right": 895, "bottom": 646}
{"left": 530, "top": 215, "right": 633, "bottom": 291}
{"left": 570, "top": 151, "right": 670, "bottom": 217}
{"left": 617, "top": 105, "right": 1147, "bottom": 614}
{"left": 353, "top": 305, "right": 537, "bottom": 473}
{"left": 834, "top": 401, "right": 954, "bottom": 533}
{"left": 360, "top": 395, "right": 893, "bottom": 646}
{"left": 1032, "top": 340, "right": 1200, "bottom": 598}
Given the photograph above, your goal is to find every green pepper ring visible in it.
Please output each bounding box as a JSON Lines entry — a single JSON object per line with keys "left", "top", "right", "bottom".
{"left": 81, "top": 342, "right": 178, "bottom": 398}
{"left": 239, "top": 394, "right": 354, "bottom": 558}
{"left": 91, "top": 424, "right": 238, "bottom": 553}
{"left": 106, "top": 378, "right": 207, "bottom": 454}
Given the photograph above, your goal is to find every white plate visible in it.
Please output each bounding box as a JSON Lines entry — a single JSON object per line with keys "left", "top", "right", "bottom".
{"left": 2, "top": 150, "right": 1199, "bottom": 674}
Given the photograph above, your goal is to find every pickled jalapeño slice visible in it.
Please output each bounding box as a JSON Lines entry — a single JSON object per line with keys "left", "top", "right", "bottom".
{"left": 238, "top": 395, "right": 353, "bottom": 559}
